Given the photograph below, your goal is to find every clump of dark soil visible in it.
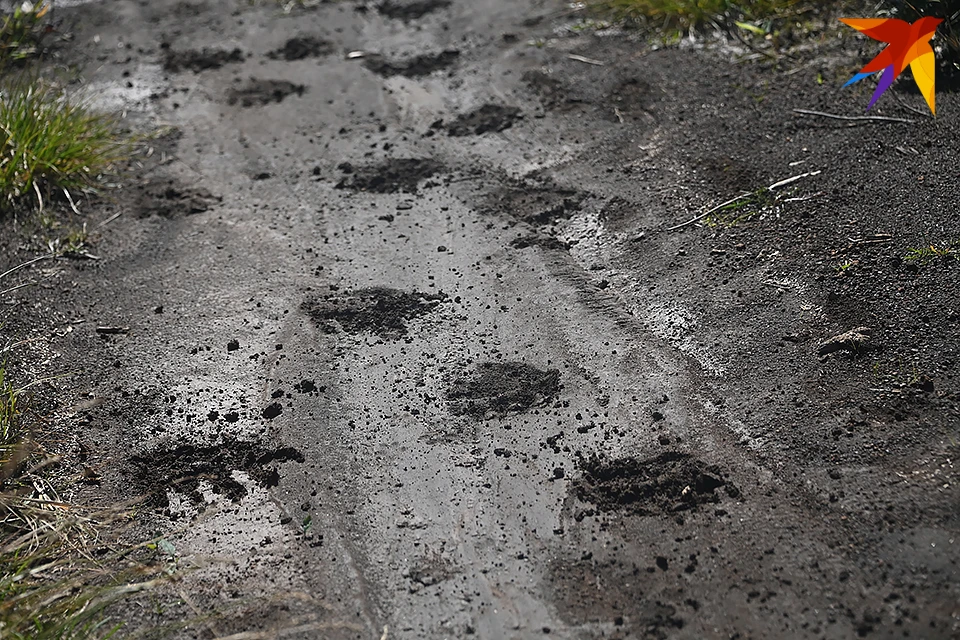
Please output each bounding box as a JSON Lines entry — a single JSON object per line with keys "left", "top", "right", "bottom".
{"left": 572, "top": 452, "right": 736, "bottom": 517}
{"left": 162, "top": 47, "right": 244, "bottom": 72}
{"left": 227, "top": 79, "right": 306, "bottom": 107}
{"left": 335, "top": 158, "right": 443, "bottom": 193}
{"left": 377, "top": 0, "right": 451, "bottom": 20}
{"left": 487, "top": 179, "right": 585, "bottom": 226}
{"left": 133, "top": 178, "right": 221, "bottom": 218}
{"left": 510, "top": 234, "right": 568, "bottom": 250}
{"left": 302, "top": 287, "right": 447, "bottom": 338}
{"left": 267, "top": 35, "right": 334, "bottom": 61}
{"left": 447, "top": 104, "right": 522, "bottom": 136}
{"left": 363, "top": 50, "right": 459, "bottom": 78}
{"left": 128, "top": 438, "right": 305, "bottom": 508}
{"left": 446, "top": 362, "right": 561, "bottom": 417}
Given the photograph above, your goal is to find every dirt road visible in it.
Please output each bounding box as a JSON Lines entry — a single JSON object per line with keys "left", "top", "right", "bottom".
{"left": 6, "top": 0, "right": 960, "bottom": 637}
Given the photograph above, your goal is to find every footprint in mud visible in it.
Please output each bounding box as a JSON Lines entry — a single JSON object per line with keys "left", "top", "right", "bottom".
{"left": 486, "top": 178, "right": 585, "bottom": 227}
{"left": 162, "top": 46, "right": 244, "bottom": 73}
{"left": 227, "top": 79, "right": 306, "bottom": 107}
{"left": 302, "top": 287, "right": 447, "bottom": 339}
{"left": 446, "top": 362, "right": 561, "bottom": 417}
{"left": 571, "top": 452, "right": 738, "bottom": 517}
{"left": 334, "top": 158, "right": 443, "bottom": 193}
{"left": 446, "top": 104, "right": 522, "bottom": 136}
{"left": 363, "top": 50, "right": 460, "bottom": 78}
{"left": 378, "top": 0, "right": 451, "bottom": 20}
{"left": 128, "top": 438, "right": 305, "bottom": 508}
{"left": 267, "top": 35, "right": 334, "bottom": 61}
{"left": 134, "top": 178, "right": 221, "bottom": 218}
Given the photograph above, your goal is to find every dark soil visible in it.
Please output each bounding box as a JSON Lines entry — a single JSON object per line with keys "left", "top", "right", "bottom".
{"left": 302, "top": 287, "right": 448, "bottom": 338}
{"left": 226, "top": 78, "right": 306, "bottom": 106}
{"left": 131, "top": 178, "right": 221, "bottom": 218}
{"left": 334, "top": 158, "right": 444, "bottom": 193}
{"left": 572, "top": 452, "right": 735, "bottom": 517}
{"left": 266, "top": 35, "right": 334, "bottom": 61}
{"left": 446, "top": 104, "right": 522, "bottom": 136}
{"left": 446, "top": 362, "right": 561, "bottom": 416}
{"left": 5, "top": 0, "right": 960, "bottom": 637}
{"left": 362, "top": 49, "right": 459, "bottom": 77}
{"left": 162, "top": 46, "right": 244, "bottom": 72}
{"left": 129, "top": 439, "right": 305, "bottom": 507}
{"left": 485, "top": 178, "right": 585, "bottom": 226}
{"left": 377, "top": 0, "right": 451, "bottom": 21}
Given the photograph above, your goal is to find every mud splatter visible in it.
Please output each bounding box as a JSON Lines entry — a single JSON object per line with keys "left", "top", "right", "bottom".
{"left": 302, "top": 287, "right": 447, "bottom": 338}
{"left": 378, "top": 0, "right": 451, "bottom": 20}
{"left": 335, "top": 159, "right": 443, "bottom": 193}
{"left": 363, "top": 50, "right": 459, "bottom": 78}
{"left": 446, "top": 362, "right": 561, "bottom": 417}
{"left": 227, "top": 79, "right": 306, "bottom": 107}
{"left": 447, "top": 104, "right": 522, "bottom": 136}
{"left": 129, "top": 439, "right": 305, "bottom": 507}
{"left": 162, "top": 47, "right": 244, "bottom": 72}
{"left": 572, "top": 452, "right": 736, "bottom": 517}
{"left": 134, "top": 178, "right": 221, "bottom": 218}
{"left": 486, "top": 179, "right": 585, "bottom": 226}
{"left": 267, "top": 36, "right": 334, "bottom": 61}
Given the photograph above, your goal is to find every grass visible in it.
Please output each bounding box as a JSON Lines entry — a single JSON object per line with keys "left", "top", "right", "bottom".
{"left": 0, "top": 282, "right": 162, "bottom": 638}
{"left": 0, "top": 78, "right": 127, "bottom": 215}
{"left": 0, "top": 1, "right": 53, "bottom": 68}
{"left": 585, "top": 0, "right": 823, "bottom": 35}
{"left": 703, "top": 187, "right": 775, "bottom": 226}
{"left": 904, "top": 240, "right": 960, "bottom": 264}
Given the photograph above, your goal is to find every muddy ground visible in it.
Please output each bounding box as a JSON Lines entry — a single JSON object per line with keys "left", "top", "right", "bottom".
{"left": 2, "top": 0, "right": 959, "bottom": 638}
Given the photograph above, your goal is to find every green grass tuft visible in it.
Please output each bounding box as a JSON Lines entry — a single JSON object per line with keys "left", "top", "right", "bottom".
{"left": 0, "top": 1, "right": 53, "bottom": 67}
{"left": 904, "top": 241, "right": 960, "bottom": 264}
{"left": 585, "top": 0, "right": 817, "bottom": 33}
{"left": 0, "top": 78, "right": 126, "bottom": 214}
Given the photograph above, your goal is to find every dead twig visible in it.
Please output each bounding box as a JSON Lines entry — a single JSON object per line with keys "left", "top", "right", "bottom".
{"left": 567, "top": 54, "right": 604, "bottom": 66}
{"left": 667, "top": 170, "right": 821, "bottom": 232}
{"left": 0, "top": 254, "right": 53, "bottom": 282}
{"left": 95, "top": 326, "right": 129, "bottom": 335}
{"left": 792, "top": 108, "right": 914, "bottom": 124}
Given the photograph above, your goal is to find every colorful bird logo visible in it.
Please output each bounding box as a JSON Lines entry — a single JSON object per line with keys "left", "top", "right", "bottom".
{"left": 840, "top": 16, "right": 943, "bottom": 115}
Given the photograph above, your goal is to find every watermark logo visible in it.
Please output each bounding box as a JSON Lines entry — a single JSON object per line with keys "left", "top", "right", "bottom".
{"left": 841, "top": 17, "right": 943, "bottom": 115}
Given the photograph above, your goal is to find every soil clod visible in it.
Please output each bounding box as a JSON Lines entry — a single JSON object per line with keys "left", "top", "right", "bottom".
{"left": 446, "top": 362, "right": 561, "bottom": 417}
{"left": 267, "top": 36, "right": 334, "bottom": 61}
{"left": 572, "top": 452, "right": 733, "bottom": 516}
{"left": 363, "top": 50, "right": 459, "bottom": 78}
{"left": 334, "top": 158, "right": 443, "bottom": 193}
{"left": 378, "top": 0, "right": 451, "bottom": 20}
{"left": 818, "top": 326, "right": 872, "bottom": 357}
{"left": 227, "top": 79, "right": 306, "bottom": 107}
{"left": 134, "top": 178, "right": 221, "bottom": 218}
{"left": 163, "top": 47, "right": 244, "bottom": 73}
{"left": 302, "top": 287, "right": 447, "bottom": 338}
{"left": 129, "top": 438, "right": 305, "bottom": 507}
{"left": 447, "top": 104, "right": 522, "bottom": 136}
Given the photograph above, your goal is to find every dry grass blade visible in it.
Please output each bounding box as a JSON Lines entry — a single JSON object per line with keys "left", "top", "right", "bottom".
{"left": 0, "top": 77, "right": 128, "bottom": 214}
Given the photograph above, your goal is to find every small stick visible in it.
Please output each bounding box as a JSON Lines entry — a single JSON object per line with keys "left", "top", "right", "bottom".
{"left": 95, "top": 211, "right": 123, "bottom": 229}
{"left": 568, "top": 54, "right": 604, "bottom": 66}
{"left": 0, "top": 254, "right": 53, "bottom": 282}
{"left": 768, "top": 169, "right": 821, "bottom": 190}
{"left": 667, "top": 169, "right": 821, "bottom": 232}
{"left": 792, "top": 108, "right": 914, "bottom": 124}
{"left": 666, "top": 192, "right": 750, "bottom": 231}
